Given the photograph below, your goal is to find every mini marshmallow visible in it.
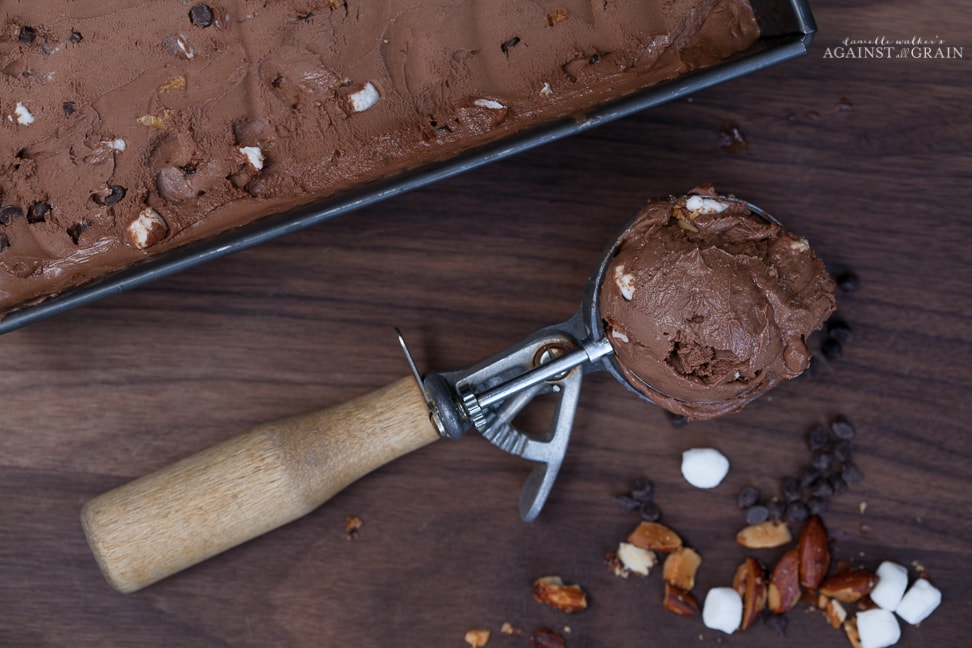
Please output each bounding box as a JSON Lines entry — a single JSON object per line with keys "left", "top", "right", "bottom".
{"left": 701, "top": 587, "right": 742, "bottom": 634}
{"left": 856, "top": 608, "right": 901, "bottom": 648}
{"left": 540, "top": 82, "right": 553, "bottom": 97}
{"left": 895, "top": 578, "right": 941, "bottom": 625}
{"left": 870, "top": 561, "right": 909, "bottom": 610}
{"left": 681, "top": 448, "right": 730, "bottom": 489}
{"left": 14, "top": 102, "right": 34, "bottom": 125}
{"left": 616, "top": 542, "right": 657, "bottom": 576}
{"left": 610, "top": 329, "right": 629, "bottom": 343}
{"left": 239, "top": 146, "right": 265, "bottom": 171}
{"left": 473, "top": 98, "right": 506, "bottom": 110}
{"left": 348, "top": 82, "right": 380, "bottom": 113}
{"left": 685, "top": 195, "right": 728, "bottom": 215}
{"left": 127, "top": 208, "right": 168, "bottom": 250}
{"left": 613, "top": 265, "right": 635, "bottom": 300}
{"left": 106, "top": 138, "right": 126, "bottom": 152}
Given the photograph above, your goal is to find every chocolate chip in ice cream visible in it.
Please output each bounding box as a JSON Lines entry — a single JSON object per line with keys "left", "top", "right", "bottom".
{"left": 189, "top": 5, "right": 214, "bottom": 28}
{"left": 28, "top": 201, "right": 51, "bottom": 224}
{"left": 67, "top": 220, "right": 92, "bottom": 245}
{"left": 68, "top": 30, "right": 83, "bottom": 43}
{"left": 19, "top": 26, "right": 37, "bottom": 44}
{"left": 0, "top": 206, "right": 23, "bottom": 225}
{"left": 92, "top": 185, "right": 127, "bottom": 206}
{"left": 501, "top": 36, "right": 521, "bottom": 55}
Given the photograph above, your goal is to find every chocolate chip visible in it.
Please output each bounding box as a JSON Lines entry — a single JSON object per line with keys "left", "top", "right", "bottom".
{"left": 806, "top": 497, "right": 828, "bottom": 516}
{"left": 764, "top": 612, "right": 788, "bottom": 637}
{"left": 811, "top": 450, "right": 834, "bottom": 473}
{"left": 588, "top": 52, "right": 602, "bottom": 65}
{"left": 66, "top": 220, "right": 91, "bottom": 244}
{"left": 827, "top": 318, "right": 854, "bottom": 344}
{"left": 62, "top": 101, "right": 76, "bottom": 117}
{"left": 784, "top": 501, "right": 809, "bottom": 523}
{"left": 500, "top": 36, "right": 521, "bottom": 54}
{"left": 68, "top": 30, "right": 83, "bottom": 43}
{"left": 630, "top": 478, "right": 654, "bottom": 502}
{"left": 180, "top": 163, "right": 197, "bottom": 176}
{"left": 836, "top": 271, "right": 861, "bottom": 293}
{"left": 614, "top": 493, "right": 639, "bottom": 513}
{"left": 812, "top": 480, "right": 834, "bottom": 500}
{"left": 0, "top": 233, "right": 9, "bottom": 252}
{"left": 781, "top": 476, "right": 801, "bottom": 503}
{"left": 841, "top": 462, "right": 862, "bottom": 484}
{"left": 19, "top": 26, "right": 37, "bottom": 43}
{"left": 799, "top": 465, "right": 821, "bottom": 487}
{"left": 189, "top": 4, "right": 214, "bottom": 27}
{"left": 806, "top": 424, "right": 833, "bottom": 452}
{"left": 766, "top": 499, "right": 786, "bottom": 521}
{"left": 665, "top": 411, "right": 687, "bottom": 428}
{"left": 745, "top": 504, "right": 769, "bottom": 525}
{"left": 638, "top": 500, "right": 662, "bottom": 522}
{"left": 28, "top": 201, "right": 51, "bottom": 224}
{"left": 92, "top": 185, "right": 126, "bottom": 206}
{"left": 737, "top": 485, "right": 761, "bottom": 509}
{"left": 0, "top": 205, "right": 23, "bottom": 225}
{"left": 830, "top": 415, "right": 856, "bottom": 440}
{"left": 821, "top": 337, "right": 843, "bottom": 361}
{"left": 833, "top": 440, "right": 854, "bottom": 463}
{"left": 828, "top": 475, "right": 848, "bottom": 495}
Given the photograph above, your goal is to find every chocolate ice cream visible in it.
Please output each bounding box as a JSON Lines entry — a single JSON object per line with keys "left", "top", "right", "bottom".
{"left": 599, "top": 187, "right": 835, "bottom": 420}
{"left": 0, "top": 0, "right": 760, "bottom": 318}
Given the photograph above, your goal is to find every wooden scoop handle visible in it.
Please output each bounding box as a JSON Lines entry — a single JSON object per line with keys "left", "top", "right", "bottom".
{"left": 81, "top": 377, "right": 439, "bottom": 593}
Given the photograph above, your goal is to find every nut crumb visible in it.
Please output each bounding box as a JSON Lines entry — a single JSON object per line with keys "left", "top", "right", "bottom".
{"left": 345, "top": 515, "right": 362, "bottom": 539}
{"left": 532, "top": 576, "right": 588, "bottom": 613}
{"left": 464, "top": 629, "right": 490, "bottom": 647}
{"left": 546, "top": 9, "right": 569, "bottom": 27}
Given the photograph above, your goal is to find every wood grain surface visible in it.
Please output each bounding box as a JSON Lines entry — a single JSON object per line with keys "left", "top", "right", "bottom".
{"left": 2, "top": 1, "right": 970, "bottom": 646}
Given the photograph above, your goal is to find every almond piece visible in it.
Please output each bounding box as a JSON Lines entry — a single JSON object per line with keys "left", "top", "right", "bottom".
{"left": 663, "top": 546, "right": 702, "bottom": 591}
{"left": 532, "top": 576, "right": 588, "bottom": 613}
{"left": 819, "top": 570, "right": 878, "bottom": 603}
{"left": 843, "top": 617, "right": 863, "bottom": 648}
{"left": 626, "top": 521, "right": 683, "bottom": 552}
{"left": 797, "top": 515, "right": 830, "bottom": 589}
{"left": 824, "top": 597, "right": 848, "bottom": 629}
{"left": 736, "top": 520, "right": 792, "bottom": 549}
{"left": 464, "top": 629, "right": 490, "bottom": 647}
{"left": 732, "top": 557, "right": 768, "bottom": 630}
{"left": 663, "top": 582, "right": 701, "bottom": 616}
{"left": 767, "top": 547, "right": 802, "bottom": 614}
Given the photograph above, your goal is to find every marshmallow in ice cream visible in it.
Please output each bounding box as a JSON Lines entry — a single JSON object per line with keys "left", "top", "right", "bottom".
{"left": 598, "top": 187, "right": 836, "bottom": 420}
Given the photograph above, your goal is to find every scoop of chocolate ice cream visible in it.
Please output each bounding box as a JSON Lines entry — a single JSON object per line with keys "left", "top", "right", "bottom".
{"left": 599, "top": 187, "right": 835, "bottom": 420}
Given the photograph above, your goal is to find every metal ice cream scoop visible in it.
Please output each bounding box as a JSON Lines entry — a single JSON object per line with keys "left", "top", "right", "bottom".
{"left": 81, "top": 194, "right": 779, "bottom": 593}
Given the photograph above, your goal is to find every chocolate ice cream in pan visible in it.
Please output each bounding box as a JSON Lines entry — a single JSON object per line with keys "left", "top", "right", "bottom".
{"left": 0, "top": 0, "right": 814, "bottom": 332}
{"left": 82, "top": 186, "right": 833, "bottom": 593}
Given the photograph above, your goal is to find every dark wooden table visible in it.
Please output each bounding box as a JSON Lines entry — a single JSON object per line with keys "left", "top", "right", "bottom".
{"left": 2, "top": 1, "right": 969, "bottom": 646}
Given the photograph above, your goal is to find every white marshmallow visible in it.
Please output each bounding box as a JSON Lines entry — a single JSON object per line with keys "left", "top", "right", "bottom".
{"left": 14, "top": 102, "right": 34, "bottom": 125}
{"left": 348, "top": 82, "right": 380, "bottom": 113}
{"left": 613, "top": 265, "right": 636, "bottom": 300}
{"left": 610, "top": 329, "right": 629, "bottom": 344}
{"left": 685, "top": 195, "right": 728, "bottom": 215}
{"left": 870, "top": 561, "right": 909, "bottom": 610}
{"left": 106, "top": 138, "right": 126, "bottom": 152}
{"left": 895, "top": 578, "right": 941, "bottom": 625}
{"left": 681, "top": 448, "right": 730, "bottom": 489}
{"left": 239, "top": 146, "right": 264, "bottom": 171}
{"left": 127, "top": 208, "right": 168, "bottom": 249}
{"left": 857, "top": 609, "right": 901, "bottom": 648}
{"left": 701, "top": 587, "right": 742, "bottom": 635}
{"left": 473, "top": 98, "right": 506, "bottom": 110}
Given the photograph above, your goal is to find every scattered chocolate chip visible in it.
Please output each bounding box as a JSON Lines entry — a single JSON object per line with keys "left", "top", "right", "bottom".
{"left": 501, "top": 36, "right": 521, "bottom": 54}
{"left": 62, "top": 101, "right": 76, "bottom": 117}
{"left": 827, "top": 318, "right": 854, "bottom": 344}
{"left": 92, "top": 185, "right": 127, "bottom": 206}
{"left": 745, "top": 504, "right": 769, "bottom": 525}
{"left": 0, "top": 205, "right": 23, "bottom": 225}
{"left": 614, "top": 493, "right": 640, "bottom": 513}
{"left": 28, "top": 201, "right": 51, "bottom": 224}
{"left": 811, "top": 450, "right": 834, "bottom": 473}
{"left": 67, "top": 220, "right": 92, "bottom": 244}
{"left": 766, "top": 499, "right": 786, "bottom": 521}
{"left": 784, "top": 501, "right": 809, "bottom": 523}
{"left": 0, "top": 233, "right": 9, "bottom": 251}
{"left": 835, "top": 271, "right": 861, "bottom": 293}
{"left": 806, "top": 424, "right": 833, "bottom": 452}
{"left": 798, "top": 466, "right": 821, "bottom": 487}
{"left": 821, "top": 337, "right": 843, "bottom": 361}
{"left": 68, "top": 30, "right": 83, "bottom": 43}
{"left": 189, "top": 4, "right": 215, "bottom": 28}
{"left": 630, "top": 478, "right": 654, "bottom": 502}
{"left": 737, "top": 485, "right": 761, "bottom": 509}
{"left": 806, "top": 497, "right": 828, "bottom": 516}
{"left": 665, "top": 411, "right": 688, "bottom": 428}
{"left": 812, "top": 480, "right": 834, "bottom": 500}
{"left": 830, "top": 415, "right": 856, "bottom": 441}
{"left": 781, "top": 476, "right": 801, "bottom": 503}
{"left": 833, "top": 440, "right": 854, "bottom": 463}
{"left": 639, "top": 500, "right": 662, "bottom": 522}
{"left": 19, "top": 26, "right": 37, "bottom": 44}
{"left": 841, "top": 462, "right": 862, "bottom": 484}
{"left": 719, "top": 120, "right": 749, "bottom": 154}
{"left": 828, "top": 475, "right": 848, "bottom": 496}
{"left": 764, "top": 612, "right": 788, "bottom": 637}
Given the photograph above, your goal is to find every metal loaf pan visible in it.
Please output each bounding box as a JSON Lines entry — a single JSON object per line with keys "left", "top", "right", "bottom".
{"left": 0, "top": 0, "right": 815, "bottom": 335}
